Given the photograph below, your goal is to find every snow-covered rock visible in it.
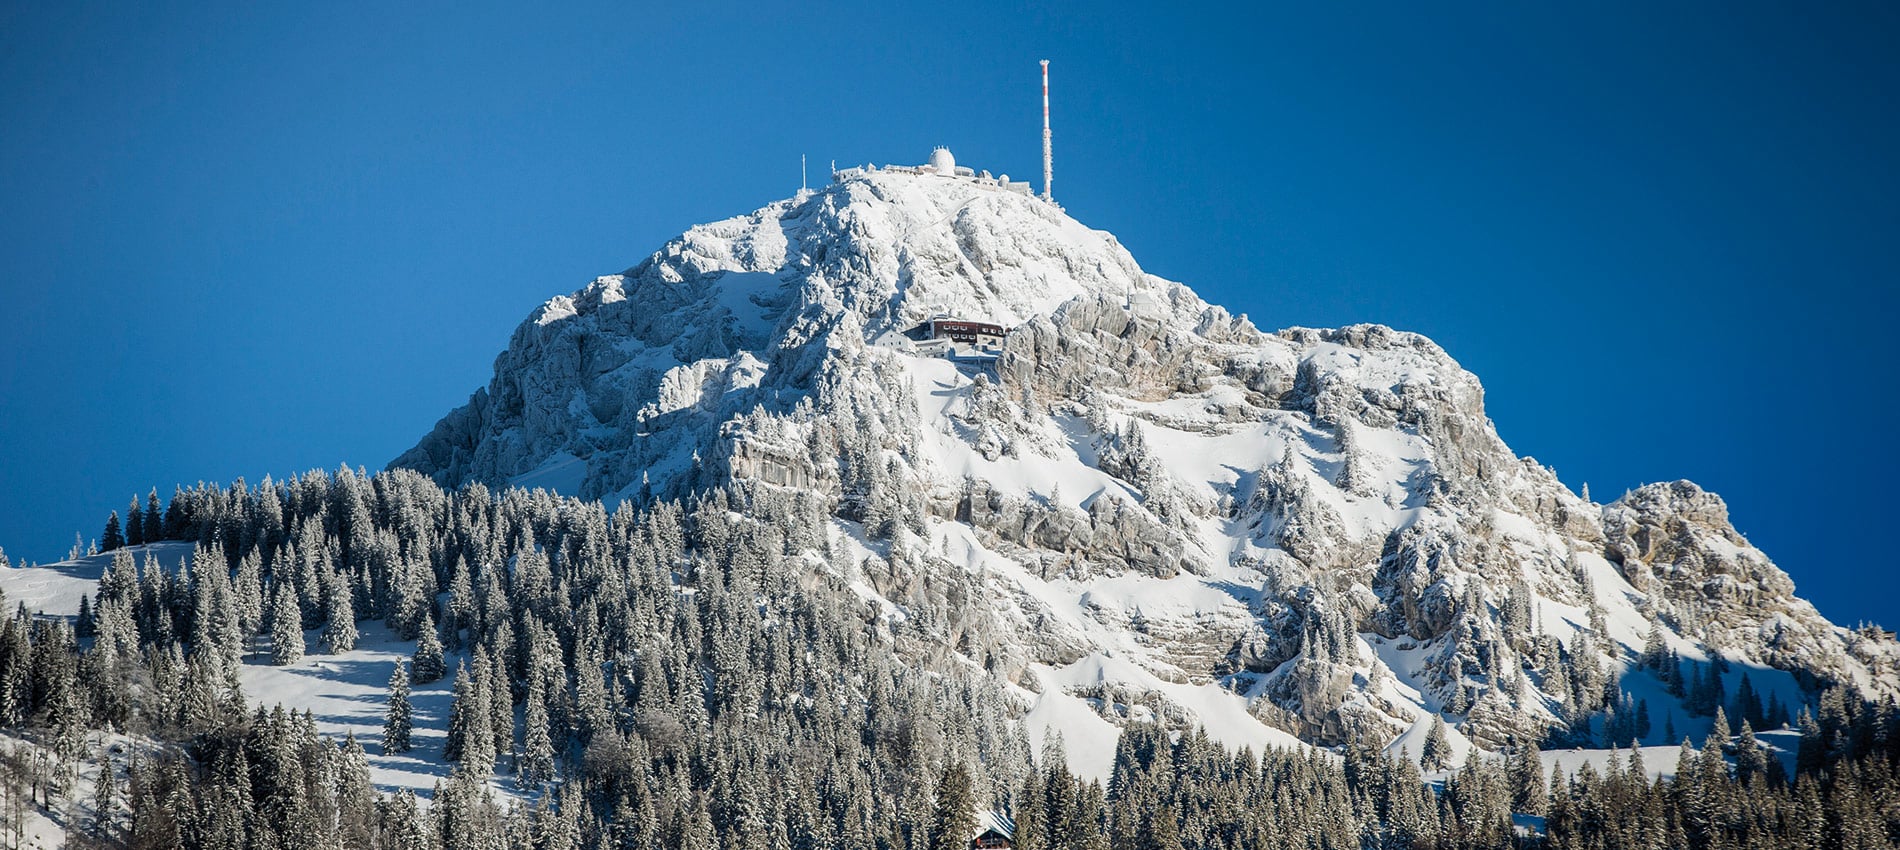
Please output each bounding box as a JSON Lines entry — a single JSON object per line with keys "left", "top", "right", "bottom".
{"left": 391, "top": 166, "right": 1899, "bottom": 770}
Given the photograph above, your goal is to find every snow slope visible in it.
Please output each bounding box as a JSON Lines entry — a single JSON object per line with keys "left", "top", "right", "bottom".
{"left": 364, "top": 161, "right": 1894, "bottom": 771}
{"left": 236, "top": 624, "right": 465, "bottom": 796}
{"left": 0, "top": 546, "right": 488, "bottom": 799}
{"left": 0, "top": 542, "right": 195, "bottom": 617}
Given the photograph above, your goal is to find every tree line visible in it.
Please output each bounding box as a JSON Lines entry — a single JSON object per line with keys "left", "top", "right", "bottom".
{"left": 0, "top": 468, "right": 1887, "bottom": 848}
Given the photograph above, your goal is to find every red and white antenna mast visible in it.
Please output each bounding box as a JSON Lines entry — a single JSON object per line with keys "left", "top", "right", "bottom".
{"left": 1040, "top": 59, "right": 1053, "bottom": 202}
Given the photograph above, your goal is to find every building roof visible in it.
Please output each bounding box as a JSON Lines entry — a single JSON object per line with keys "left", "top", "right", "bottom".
{"left": 974, "top": 810, "right": 1015, "bottom": 840}
{"left": 929, "top": 146, "right": 957, "bottom": 174}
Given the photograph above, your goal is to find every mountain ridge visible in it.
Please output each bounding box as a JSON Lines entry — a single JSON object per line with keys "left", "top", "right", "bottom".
{"left": 392, "top": 161, "right": 1899, "bottom": 773}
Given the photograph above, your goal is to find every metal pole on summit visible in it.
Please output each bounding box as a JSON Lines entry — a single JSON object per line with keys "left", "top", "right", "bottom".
{"left": 1041, "top": 60, "right": 1053, "bottom": 202}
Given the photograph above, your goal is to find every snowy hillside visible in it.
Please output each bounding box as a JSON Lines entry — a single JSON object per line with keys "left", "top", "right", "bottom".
{"left": 385, "top": 157, "right": 1899, "bottom": 774}
{"left": 0, "top": 544, "right": 469, "bottom": 798}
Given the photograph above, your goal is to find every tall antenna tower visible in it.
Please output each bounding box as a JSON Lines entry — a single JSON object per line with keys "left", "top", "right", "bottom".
{"left": 1041, "top": 59, "right": 1053, "bottom": 202}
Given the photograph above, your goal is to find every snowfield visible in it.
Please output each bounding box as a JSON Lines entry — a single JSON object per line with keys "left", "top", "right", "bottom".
{"left": 0, "top": 545, "right": 504, "bottom": 800}
{"left": 235, "top": 624, "right": 465, "bottom": 796}
{"left": 0, "top": 542, "right": 195, "bottom": 618}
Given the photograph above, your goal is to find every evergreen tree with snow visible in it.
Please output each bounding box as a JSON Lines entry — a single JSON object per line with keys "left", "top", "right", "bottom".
{"left": 519, "top": 675, "right": 555, "bottom": 786}
{"left": 411, "top": 611, "right": 445, "bottom": 684}
{"left": 269, "top": 580, "right": 303, "bottom": 665}
{"left": 1333, "top": 416, "right": 1374, "bottom": 496}
{"left": 1014, "top": 767, "right": 1045, "bottom": 850}
{"left": 929, "top": 762, "right": 977, "bottom": 850}
{"left": 1508, "top": 736, "right": 1546, "bottom": 815}
{"left": 444, "top": 660, "right": 494, "bottom": 775}
{"left": 445, "top": 555, "right": 473, "bottom": 650}
{"left": 1642, "top": 619, "right": 1669, "bottom": 669}
{"left": 91, "top": 740, "right": 117, "bottom": 840}
{"left": 384, "top": 661, "right": 413, "bottom": 754}
{"left": 93, "top": 595, "right": 139, "bottom": 670}
{"left": 320, "top": 569, "right": 357, "bottom": 654}
{"left": 1795, "top": 707, "right": 1826, "bottom": 776}
{"left": 1734, "top": 720, "right": 1768, "bottom": 787}
{"left": 1422, "top": 715, "right": 1452, "bottom": 772}
{"left": 337, "top": 732, "right": 377, "bottom": 847}
{"left": 481, "top": 647, "right": 512, "bottom": 767}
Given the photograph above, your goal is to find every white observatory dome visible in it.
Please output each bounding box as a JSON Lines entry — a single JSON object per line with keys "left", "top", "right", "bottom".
{"left": 928, "top": 146, "right": 956, "bottom": 174}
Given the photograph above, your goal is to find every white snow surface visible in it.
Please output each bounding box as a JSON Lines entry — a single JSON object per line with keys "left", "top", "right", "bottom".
{"left": 0, "top": 547, "right": 489, "bottom": 799}
{"left": 362, "top": 164, "right": 1899, "bottom": 775}
{"left": 0, "top": 543, "right": 195, "bottom": 617}
{"left": 236, "top": 623, "right": 467, "bottom": 796}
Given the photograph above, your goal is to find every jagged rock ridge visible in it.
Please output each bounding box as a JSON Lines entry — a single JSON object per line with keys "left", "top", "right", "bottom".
{"left": 393, "top": 164, "right": 1898, "bottom": 776}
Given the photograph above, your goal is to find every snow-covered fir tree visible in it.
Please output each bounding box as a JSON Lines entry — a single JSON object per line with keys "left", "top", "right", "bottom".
{"left": 268, "top": 579, "right": 303, "bottom": 665}
{"left": 384, "top": 661, "right": 413, "bottom": 754}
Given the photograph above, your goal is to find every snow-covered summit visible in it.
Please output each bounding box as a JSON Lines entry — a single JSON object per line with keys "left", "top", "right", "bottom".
{"left": 392, "top": 164, "right": 1898, "bottom": 773}
{"left": 393, "top": 165, "right": 1184, "bottom": 498}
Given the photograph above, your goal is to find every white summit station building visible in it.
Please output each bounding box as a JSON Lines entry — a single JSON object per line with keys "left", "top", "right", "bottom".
{"left": 832, "top": 145, "right": 1036, "bottom": 198}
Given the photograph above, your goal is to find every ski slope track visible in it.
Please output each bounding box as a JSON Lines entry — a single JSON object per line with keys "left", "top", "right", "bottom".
{"left": 371, "top": 168, "right": 1894, "bottom": 778}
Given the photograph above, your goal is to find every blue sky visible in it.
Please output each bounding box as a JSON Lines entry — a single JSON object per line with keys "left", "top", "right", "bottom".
{"left": 2, "top": 2, "right": 1896, "bottom": 626}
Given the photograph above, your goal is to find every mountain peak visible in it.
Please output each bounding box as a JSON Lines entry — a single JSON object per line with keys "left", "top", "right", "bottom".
{"left": 393, "top": 174, "right": 1897, "bottom": 768}
{"left": 393, "top": 164, "right": 1188, "bottom": 499}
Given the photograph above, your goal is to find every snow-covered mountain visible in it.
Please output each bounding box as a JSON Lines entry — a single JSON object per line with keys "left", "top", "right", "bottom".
{"left": 393, "top": 156, "right": 1898, "bottom": 777}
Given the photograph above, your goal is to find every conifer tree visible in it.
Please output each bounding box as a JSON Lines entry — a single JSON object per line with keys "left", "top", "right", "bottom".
{"left": 1509, "top": 737, "right": 1547, "bottom": 815}
{"left": 482, "top": 648, "right": 512, "bottom": 765}
{"left": 162, "top": 485, "right": 185, "bottom": 538}
{"left": 381, "top": 790, "right": 430, "bottom": 850}
{"left": 269, "top": 581, "right": 303, "bottom": 665}
{"left": 125, "top": 497, "right": 144, "bottom": 547}
{"left": 102, "top": 512, "right": 124, "bottom": 552}
{"left": 75, "top": 594, "right": 95, "bottom": 640}
{"left": 89, "top": 595, "right": 133, "bottom": 674}
{"left": 92, "top": 741, "right": 117, "bottom": 840}
{"left": 144, "top": 489, "right": 164, "bottom": 543}
{"left": 1732, "top": 673, "right": 1765, "bottom": 731}
{"left": 1422, "top": 715, "right": 1452, "bottom": 772}
{"left": 233, "top": 551, "right": 263, "bottom": 647}
{"left": 1145, "top": 801, "right": 1185, "bottom": 850}
{"left": 519, "top": 675, "right": 555, "bottom": 786}
{"left": 321, "top": 570, "right": 357, "bottom": 654}
{"left": 1734, "top": 720, "right": 1767, "bottom": 787}
{"left": 337, "top": 733, "right": 377, "bottom": 848}
{"left": 1796, "top": 707, "right": 1825, "bottom": 776}
{"left": 98, "top": 549, "right": 135, "bottom": 604}
{"left": 385, "top": 661, "right": 413, "bottom": 754}
{"left": 929, "top": 763, "right": 977, "bottom": 850}
{"left": 446, "top": 556, "right": 473, "bottom": 650}
{"left": 411, "top": 612, "right": 445, "bottom": 684}
{"left": 1708, "top": 706, "right": 1730, "bottom": 750}
{"left": 1014, "top": 767, "right": 1044, "bottom": 850}
{"left": 444, "top": 661, "right": 494, "bottom": 775}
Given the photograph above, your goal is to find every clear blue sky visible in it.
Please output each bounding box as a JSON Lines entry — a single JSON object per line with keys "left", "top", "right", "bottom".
{"left": 3, "top": 2, "right": 1896, "bottom": 626}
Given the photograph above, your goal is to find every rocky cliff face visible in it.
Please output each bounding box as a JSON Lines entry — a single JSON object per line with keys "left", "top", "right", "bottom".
{"left": 394, "top": 166, "right": 1898, "bottom": 771}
